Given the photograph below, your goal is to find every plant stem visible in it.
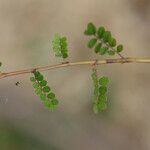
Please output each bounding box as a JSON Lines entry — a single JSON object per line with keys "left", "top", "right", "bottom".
{"left": 0, "top": 57, "right": 150, "bottom": 79}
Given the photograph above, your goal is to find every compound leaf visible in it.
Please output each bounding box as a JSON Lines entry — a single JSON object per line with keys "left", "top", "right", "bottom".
{"left": 84, "top": 23, "right": 124, "bottom": 57}
{"left": 30, "top": 70, "right": 59, "bottom": 111}
{"left": 91, "top": 68, "right": 99, "bottom": 113}
{"left": 52, "top": 33, "right": 68, "bottom": 58}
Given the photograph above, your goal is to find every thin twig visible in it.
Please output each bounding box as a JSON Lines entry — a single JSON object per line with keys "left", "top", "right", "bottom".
{"left": 0, "top": 57, "right": 150, "bottom": 79}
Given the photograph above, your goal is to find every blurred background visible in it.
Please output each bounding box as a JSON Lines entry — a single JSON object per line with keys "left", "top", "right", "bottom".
{"left": 0, "top": 0, "right": 150, "bottom": 149}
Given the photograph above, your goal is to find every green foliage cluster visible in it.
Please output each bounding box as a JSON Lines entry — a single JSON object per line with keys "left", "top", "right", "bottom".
{"left": 30, "top": 71, "right": 59, "bottom": 111}
{"left": 52, "top": 33, "right": 68, "bottom": 58}
{"left": 0, "top": 23, "right": 128, "bottom": 113}
{"left": 91, "top": 68, "right": 109, "bottom": 113}
{"left": 84, "top": 23, "right": 123, "bottom": 56}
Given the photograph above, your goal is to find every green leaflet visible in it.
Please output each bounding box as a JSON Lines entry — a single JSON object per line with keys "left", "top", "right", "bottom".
{"left": 84, "top": 22, "right": 96, "bottom": 35}
{"left": 88, "top": 38, "right": 97, "bottom": 48}
{"left": 108, "top": 37, "right": 116, "bottom": 47}
{"left": 99, "top": 86, "right": 107, "bottom": 95}
{"left": 43, "top": 86, "right": 51, "bottom": 93}
{"left": 99, "top": 47, "right": 108, "bottom": 55}
{"left": 117, "top": 44, "right": 123, "bottom": 52}
{"left": 99, "top": 76, "right": 109, "bottom": 86}
{"left": 84, "top": 23, "right": 124, "bottom": 56}
{"left": 91, "top": 69, "right": 109, "bottom": 113}
{"left": 97, "top": 102, "right": 107, "bottom": 111}
{"left": 107, "top": 50, "right": 115, "bottom": 56}
{"left": 102, "top": 31, "right": 111, "bottom": 42}
{"left": 94, "top": 43, "right": 102, "bottom": 53}
{"left": 30, "top": 70, "right": 59, "bottom": 111}
{"left": 52, "top": 33, "right": 68, "bottom": 59}
{"left": 30, "top": 77, "right": 36, "bottom": 82}
{"left": 47, "top": 92, "right": 55, "bottom": 99}
{"left": 0, "top": 62, "right": 2, "bottom": 67}
{"left": 39, "top": 80, "right": 47, "bottom": 86}
{"left": 97, "top": 26, "right": 105, "bottom": 38}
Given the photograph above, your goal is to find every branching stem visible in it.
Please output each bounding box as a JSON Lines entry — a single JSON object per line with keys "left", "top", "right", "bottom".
{"left": 0, "top": 57, "right": 150, "bottom": 79}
